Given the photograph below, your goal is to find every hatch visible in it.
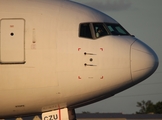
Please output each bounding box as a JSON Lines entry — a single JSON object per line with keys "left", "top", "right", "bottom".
{"left": 0, "top": 18, "right": 25, "bottom": 64}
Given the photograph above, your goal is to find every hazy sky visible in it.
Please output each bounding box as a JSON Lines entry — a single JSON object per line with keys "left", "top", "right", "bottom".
{"left": 71, "top": 0, "right": 162, "bottom": 114}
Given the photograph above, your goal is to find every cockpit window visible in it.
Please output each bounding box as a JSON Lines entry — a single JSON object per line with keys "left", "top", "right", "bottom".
{"left": 79, "top": 23, "right": 92, "bottom": 39}
{"left": 93, "top": 23, "right": 109, "bottom": 38}
{"left": 79, "top": 22, "right": 130, "bottom": 39}
{"left": 106, "top": 23, "right": 130, "bottom": 35}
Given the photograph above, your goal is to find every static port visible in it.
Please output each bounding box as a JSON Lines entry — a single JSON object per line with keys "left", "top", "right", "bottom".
{"left": 10, "top": 32, "right": 14, "bottom": 36}
{"left": 90, "top": 58, "right": 93, "bottom": 62}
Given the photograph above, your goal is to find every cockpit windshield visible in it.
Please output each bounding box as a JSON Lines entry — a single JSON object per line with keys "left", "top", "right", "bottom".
{"left": 105, "top": 23, "right": 130, "bottom": 36}
{"left": 79, "top": 22, "right": 130, "bottom": 39}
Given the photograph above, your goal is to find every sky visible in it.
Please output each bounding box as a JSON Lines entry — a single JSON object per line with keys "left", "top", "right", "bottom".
{"left": 71, "top": 0, "right": 162, "bottom": 114}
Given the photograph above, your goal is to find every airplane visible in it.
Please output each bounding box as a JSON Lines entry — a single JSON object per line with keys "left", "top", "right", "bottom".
{"left": 0, "top": 0, "right": 159, "bottom": 120}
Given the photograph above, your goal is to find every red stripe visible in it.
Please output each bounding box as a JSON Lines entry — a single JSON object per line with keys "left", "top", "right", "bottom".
{"left": 58, "top": 105, "right": 61, "bottom": 120}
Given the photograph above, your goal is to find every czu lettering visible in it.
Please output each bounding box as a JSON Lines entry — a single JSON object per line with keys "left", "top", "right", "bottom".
{"left": 44, "top": 114, "right": 58, "bottom": 120}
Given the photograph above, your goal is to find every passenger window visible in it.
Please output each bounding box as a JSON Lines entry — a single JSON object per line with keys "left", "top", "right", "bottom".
{"left": 79, "top": 23, "right": 92, "bottom": 39}
{"left": 93, "top": 23, "right": 108, "bottom": 38}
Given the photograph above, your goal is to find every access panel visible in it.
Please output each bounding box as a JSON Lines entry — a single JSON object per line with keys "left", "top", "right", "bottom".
{"left": 0, "top": 18, "right": 25, "bottom": 64}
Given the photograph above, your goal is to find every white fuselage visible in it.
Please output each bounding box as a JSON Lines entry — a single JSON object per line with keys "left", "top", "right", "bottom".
{"left": 0, "top": 0, "right": 158, "bottom": 118}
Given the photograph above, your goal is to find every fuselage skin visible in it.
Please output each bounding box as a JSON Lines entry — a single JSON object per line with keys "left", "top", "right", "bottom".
{"left": 0, "top": 0, "right": 158, "bottom": 118}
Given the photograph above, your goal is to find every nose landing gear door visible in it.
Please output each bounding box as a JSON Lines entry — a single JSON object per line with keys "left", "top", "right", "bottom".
{"left": 0, "top": 18, "right": 25, "bottom": 64}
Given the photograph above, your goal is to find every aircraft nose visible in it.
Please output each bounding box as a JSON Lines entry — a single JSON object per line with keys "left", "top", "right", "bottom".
{"left": 131, "top": 39, "right": 159, "bottom": 83}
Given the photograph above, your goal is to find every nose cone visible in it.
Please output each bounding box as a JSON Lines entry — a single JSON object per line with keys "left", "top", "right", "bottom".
{"left": 131, "top": 39, "right": 159, "bottom": 83}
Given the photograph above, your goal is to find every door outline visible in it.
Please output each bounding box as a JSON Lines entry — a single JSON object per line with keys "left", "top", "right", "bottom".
{"left": 0, "top": 18, "right": 25, "bottom": 64}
